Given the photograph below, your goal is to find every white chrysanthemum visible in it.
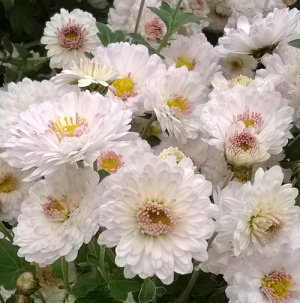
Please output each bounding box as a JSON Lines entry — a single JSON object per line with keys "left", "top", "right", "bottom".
{"left": 98, "top": 153, "right": 218, "bottom": 284}
{"left": 0, "top": 159, "right": 35, "bottom": 225}
{"left": 258, "top": 42, "right": 300, "bottom": 128}
{"left": 225, "top": 247, "right": 300, "bottom": 303}
{"left": 219, "top": 54, "right": 257, "bottom": 79}
{"left": 95, "top": 42, "right": 165, "bottom": 114}
{"left": 216, "top": 166, "right": 299, "bottom": 257}
{"left": 13, "top": 165, "right": 101, "bottom": 266}
{"left": 0, "top": 78, "right": 78, "bottom": 146}
{"left": 51, "top": 58, "right": 118, "bottom": 91}
{"left": 162, "top": 34, "right": 220, "bottom": 86}
{"left": 41, "top": 8, "right": 100, "bottom": 69}
{"left": 201, "top": 85, "right": 293, "bottom": 168}
{"left": 1, "top": 91, "right": 136, "bottom": 180}
{"left": 216, "top": 8, "right": 300, "bottom": 58}
{"left": 144, "top": 66, "right": 208, "bottom": 143}
{"left": 97, "top": 137, "right": 151, "bottom": 174}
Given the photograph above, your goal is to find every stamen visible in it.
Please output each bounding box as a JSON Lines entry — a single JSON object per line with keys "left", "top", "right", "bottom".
{"left": 97, "top": 150, "right": 124, "bottom": 173}
{"left": 176, "top": 57, "right": 196, "bottom": 71}
{"left": 42, "top": 196, "right": 69, "bottom": 222}
{"left": 111, "top": 77, "right": 136, "bottom": 100}
{"left": 233, "top": 109, "right": 264, "bottom": 130}
{"left": 0, "top": 174, "right": 17, "bottom": 193}
{"left": 58, "top": 23, "right": 85, "bottom": 49}
{"left": 167, "top": 93, "right": 191, "bottom": 116}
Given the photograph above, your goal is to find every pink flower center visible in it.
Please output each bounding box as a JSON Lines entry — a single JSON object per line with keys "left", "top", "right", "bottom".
{"left": 233, "top": 109, "right": 264, "bottom": 130}
{"left": 97, "top": 150, "right": 124, "bottom": 173}
{"left": 136, "top": 201, "right": 177, "bottom": 236}
{"left": 227, "top": 130, "right": 259, "bottom": 155}
{"left": 42, "top": 196, "right": 70, "bottom": 222}
{"left": 167, "top": 93, "right": 192, "bottom": 117}
{"left": 144, "top": 17, "right": 165, "bottom": 40}
{"left": 58, "top": 23, "right": 85, "bottom": 49}
{"left": 261, "top": 268, "right": 295, "bottom": 302}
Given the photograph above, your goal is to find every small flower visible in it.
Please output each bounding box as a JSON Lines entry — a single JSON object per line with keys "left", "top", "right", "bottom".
{"left": 41, "top": 8, "right": 100, "bottom": 69}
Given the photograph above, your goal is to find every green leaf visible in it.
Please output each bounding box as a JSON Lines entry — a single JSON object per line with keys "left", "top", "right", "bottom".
{"left": 173, "top": 12, "right": 202, "bottom": 30}
{"left": 50, "top": 259, "right": 64, "bottom": 280}
{"left": 0, "top": 0, "right": 14, "bottom": 10}
{"left": 2, "top": 38, "right": 14, "bottom": 55}
{"left": 130, "top": 33, "right": 160, "bottom": 56}
{"left": 288, "top": 39, "right": 300, "bottom": 49}
{"left": 74, "top": 291, "right": 118, "bottom": 303}
{"left": 138, "top": 280, "right": 156, "bottom": 303}
{"left": 284, "top": 133, "right": 300, "bottom": 162}
{"left": 155, "top": 286, "right": 166, "bottom": 297}
{"left": 14, "top": 44, "right": 29, "bottom": 61}
{"left": 98, "top": 169, "right": 110, "bottom": 181}
{"left": 71, "top": 272, "right": 100, "bottom": 298}
{"left": 0, "top": 239, "right": 27, "bottom": 289}
{"left": 96, "top": 23, "right": 126, "bottom": 47}
{"left": 148, "top": 5, "right": 172, "bottom": 30}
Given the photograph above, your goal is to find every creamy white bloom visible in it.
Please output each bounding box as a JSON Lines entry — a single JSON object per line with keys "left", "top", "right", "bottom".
{"left": 162, "top": 34, "right": 220, "bottom": 86}
{"left": 0, "top": 78, "right": 78, "bottom": 146}
{"left": 1, "top": 91, "right": 136, "bottom": 180}
{"left": 0, "top": 159, "right": 35, "bottom": 225}
{"left": 41, "top": 8, "right": 100, "bottom": 69}
{"left": 14, "top": 165, "right": 101, "bottom": 266}
{"left": 225, "top": 247, "right": 300, "bottom": 303}
{"left": 258, "top": 42, "right": 300, "bottom": 128}
{"left": 98, "top": 153, "right": 218, "bottom": 284}
{"left": 51, "top": 58, "right": 118, "bottom": 91}
{"left": 216, "top": 8, "right": 299, "bottom": 58}
{"left": 144, "top": 66, "right": 208, "bottom": 143}
{"left": 201, "top": 85, "right": 293, "bottom": 168}
{"left": 95, "top": 42, "right": 165, "bottom": 114}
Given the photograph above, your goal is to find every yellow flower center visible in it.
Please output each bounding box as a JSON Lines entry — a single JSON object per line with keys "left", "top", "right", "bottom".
{"left": 0, "top": 175, "right": 17, "bottom": 193}
{"left": 167, "top": 96, "right": 189, "bottom": 113}
{"left": 228, "top": 75, "right": 253, "bottom": 88}
{"left": 43, "top": 196, "right": 70, "bottom": 222}
{"left": 176, "top": 56, "right": 196, "bottom": 71}
{"left": 159, "top": 147, "right": 186, "bottom": 162}
{"left": 65, "top": 31, "right": 78, "bottom": 41}
{"left": 112, "top": 77, "right": 135, "bottom": 99}
{"left": 97, "top": 151, "right": 124, "bottom": 173}
{"left": 49, "top": 114, "right": 87, "bottom": 141}
{"left": 244, "top": 119, "right": 255, "bottom": 127}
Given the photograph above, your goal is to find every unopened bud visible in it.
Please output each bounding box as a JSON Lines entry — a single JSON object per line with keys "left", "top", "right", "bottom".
{"left": 16, "top": 272, "right": 39, "bottom": 296}
{"left": 159, "top": 146, "right": 186, "bottom": 163}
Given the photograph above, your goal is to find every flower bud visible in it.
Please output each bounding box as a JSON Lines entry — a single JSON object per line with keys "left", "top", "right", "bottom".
{"left": 16, "top": 272, "right": 39, "bottom": 296}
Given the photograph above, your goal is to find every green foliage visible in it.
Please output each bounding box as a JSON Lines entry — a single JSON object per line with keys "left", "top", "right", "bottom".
{"left": 71, "top": 272, "right": 101, "bottom": 298}
{"left": 138, "top": 279, "right": 156, "bottom": 303}
{"left": 288, "top": 39, "right": 300, "bottom": 49}
{"left": 96, "top": 23, "right": 126, "bottom": 47}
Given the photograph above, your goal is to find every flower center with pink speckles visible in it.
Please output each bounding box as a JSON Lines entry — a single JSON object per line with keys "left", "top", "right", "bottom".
{"left": 42, "top": 196, "right": 70, "bottom": 222}
{"left": 136, "top": 201, "right": 177, "bottom": 236}
{"left": 59, "top": 23, "right": 85, "bottom": 49}
{"left": 97, "top": 150, "right": 124, "bottom": 173}
{"left": 227, "top": 130, "right": 259, "bottom": 155}
{"left": 233, "top": 109, "right": 264, "bottom": 130}
{"left": 261, "top": 268, "right": 295, "bottom": 302}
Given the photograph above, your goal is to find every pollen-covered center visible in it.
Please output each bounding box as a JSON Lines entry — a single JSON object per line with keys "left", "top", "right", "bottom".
{"left": 97, "top": 150, "right": 124, "bottom": 174}
{"left": 261, "top": 268, "right": 294, "bottom": 302}
{"left": 112, "top": 77, "right": 136, "bottom": 100}
{"left": 233, "top": 109, "right": 264, "bottom": 130}
{"left": 0, "top": 174, "right": 17, "bottom": 193}
{"left": 227, "top": 131, "right": 259, "bottom": 154}
{"left": 248, "top": 207, "right": 284, "bottom": 246}
{"left": 144, "top": 17, "right": 165, "bottom": 40}
{"left": 59, "top": 23, "right": 84, "bottom": 49}
{"left": 48, "top": 114, "right": 88, "bottom": 141}
{"left": 136, "top": 201, "right": 177, "bottom": 236}
{"left": 42, "top": 196, "right": 70, "bottom": 222}
{"left": 167, "top": 94, "right": 191, "bottom": 115}
{"left": 176, "top": 57, "right": 196, "bottom": 71}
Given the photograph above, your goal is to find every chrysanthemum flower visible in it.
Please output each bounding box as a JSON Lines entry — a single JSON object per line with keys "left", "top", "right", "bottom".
{"left": 144, "top": 66, "right": 208, "bottom": 143}
{"left": 216, "top": 8, "right": 299, "bottom": 58}
{"left": 0, "top": 159, "right": 35, "bottom": 225}
{"left": 98, "top": 153, "right": 218, "bottom": 284}
{"left": 95, "top": 42, "right": 165, "bottom": 114}
{"left": 13, "top": 165, "right": 101, "bottom": 266}
{"left": 0, "top": 78, "right": 78, "bottom": 146}
{"left": 51, "top": 58, "right": 118, "bottom": 93}
{"left": 1, "top": 91, "right": 136, "bottom": 180}
{"left": 41, "top": 8, "right": 100, "bottom": 69}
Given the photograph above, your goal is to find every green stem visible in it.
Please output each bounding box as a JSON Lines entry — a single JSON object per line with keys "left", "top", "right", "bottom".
{"left": 98, "top": 245, "right": 110, "bottom": 284}
{"left": 0, "top": 221, "right": 13, "bottom": 241}
{"left": 106, "top": 247, "right": 116, "bottom": 263}
{"left": 0, "top": 293, "right": 5, "bottom": 303}
{"left": 175, "top": 268, "right": 199, "bottom": 303}
{"left": 156, "top": 0, "right": 183, "bottom": 54}
{"left": 207, "top": 231, "right": 218, "bottom": 250}
{"left": 222, "top": 170, "right": 234, "bottom": 189}
{"left": 61, "top": 257, "right": 71, "bottom": 293}
{"left": 141, "top": 113, "right": 156, "bottom": 139}
{"left": 132, "top": 0, "right": 146, "bottom": 39}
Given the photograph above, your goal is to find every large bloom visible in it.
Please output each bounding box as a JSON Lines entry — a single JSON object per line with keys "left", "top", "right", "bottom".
{"left": 13, "top": 165, "right": 101, "bottom": 266}
{"left": 98, "top": 153, "right": 218, "bottom": 284}
{"left": 41, "top": 8, "right": 100, "bottom": 69}
{"left": 144, "top": 66, "right": 208, "bottom": 143}
{"left": 216, "top": 8, "right": 299, "bottom": 58}
{"left": 1, "top": 91, "right": 136, "bottom": 180}
{"left": 95, "top": 42, "right": 165, "bottom": 114}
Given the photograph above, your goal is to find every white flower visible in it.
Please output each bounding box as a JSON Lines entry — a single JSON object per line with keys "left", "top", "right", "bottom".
{"left": 51, "top": 58, "right": 118, "bottom": 92}
{"left": 161, "top": 33, "right": 220, "bottom": 86}
{"left": 13, "top": 165, "right": 101, "bottom": 266}
{"left": 98, "top": 153, "right": 218, "bottom": 284}
{"left": 257, "top": 42, "right": 300, "bottom": 128}
{"left": 216, "top": 8, "right": 299, "bottom": 58}
{"left": 41, "top": 8, "right": 100, "bottom": 69}
{"left": 225, "top": 247, "right": 300, "bottom": 303}
{"left": 0, "top": 159, "right": 35, "bottom": 225}
{"left": 144, "top": 66, "right": 208, "bottom": 143}
{"left": 95, "top": 42, "right": 165, "bottom": 114}
{"left": 0, "top": 78, "right": 78, "bottom": 146}
{"left": 1, "top": 91, "right": 136, "bottom": 180}
{"left": 201, "top": 85, "right": 293, "bottom": 168}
